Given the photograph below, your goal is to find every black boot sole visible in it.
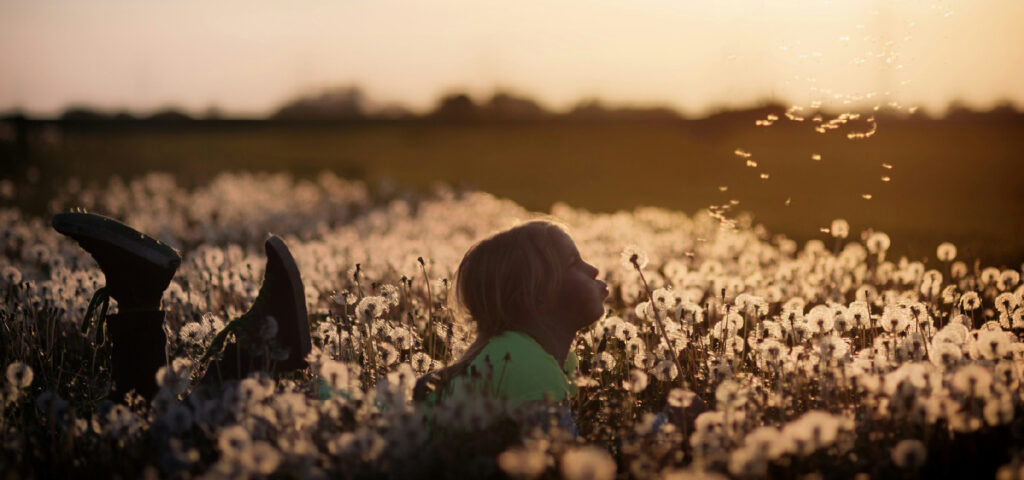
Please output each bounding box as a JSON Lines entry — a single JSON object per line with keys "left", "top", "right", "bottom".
{"left": 52, "top": 212, "right": 181, "bottom": 271}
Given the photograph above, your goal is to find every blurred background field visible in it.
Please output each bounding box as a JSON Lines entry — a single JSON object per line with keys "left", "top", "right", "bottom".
{"left": 4, "top": 106, "right": 1023, "bottom": 267}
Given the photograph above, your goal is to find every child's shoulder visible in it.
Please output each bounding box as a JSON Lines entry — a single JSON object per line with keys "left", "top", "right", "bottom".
{"left": 472, "top": 330, "right": 551, "bottom": 370}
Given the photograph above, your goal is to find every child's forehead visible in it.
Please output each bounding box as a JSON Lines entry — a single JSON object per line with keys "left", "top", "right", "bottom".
{"left": 549, "top": 229, "right": 580, "bottom": 256}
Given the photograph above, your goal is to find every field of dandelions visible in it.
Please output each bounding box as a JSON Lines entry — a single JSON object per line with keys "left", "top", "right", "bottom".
{"left": 3, "top": 171, "right": 1024, "bottom": 479}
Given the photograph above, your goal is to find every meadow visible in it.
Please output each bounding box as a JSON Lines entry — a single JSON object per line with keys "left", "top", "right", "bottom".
{"left": 7, "top": 110, "right": 1024, "bottom": 267}
{"left": 2, "top": 170, "right": 1024, "bottom": 478}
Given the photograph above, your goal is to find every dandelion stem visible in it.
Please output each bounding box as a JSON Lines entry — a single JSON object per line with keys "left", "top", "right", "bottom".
{"left": 631, "top": 259, "right": 686, "bottom": 387}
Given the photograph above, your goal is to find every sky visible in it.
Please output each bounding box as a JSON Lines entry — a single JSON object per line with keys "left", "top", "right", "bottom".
{"left": 1, "top": 0, "right": 1022, "bottom": 117}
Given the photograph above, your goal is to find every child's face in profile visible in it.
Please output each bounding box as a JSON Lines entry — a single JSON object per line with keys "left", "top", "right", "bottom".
{"left": 549, "top": 230, "right": 608, "bottom": 330}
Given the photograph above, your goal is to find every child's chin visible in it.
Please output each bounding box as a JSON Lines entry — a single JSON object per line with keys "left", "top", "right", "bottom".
{"left": 586, "top": 305, "right": 605, "bottom": 323}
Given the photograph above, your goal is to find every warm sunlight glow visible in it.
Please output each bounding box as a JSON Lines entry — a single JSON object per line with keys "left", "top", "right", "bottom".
{"left": 1, "top": 0, "right": 1022, "bottom": 116}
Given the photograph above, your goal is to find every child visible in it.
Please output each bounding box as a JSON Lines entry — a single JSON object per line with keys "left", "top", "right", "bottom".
{"left": 414, "top": 220, "right": 609, "bottom": 408}
{"left": 58, "top": 212, "right": 607, "bottom": 416}
{"left": 52, "top": 212, "right": 311, "bottom": 401}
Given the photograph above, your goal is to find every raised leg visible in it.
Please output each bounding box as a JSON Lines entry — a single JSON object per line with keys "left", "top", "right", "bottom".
{"left": 52, "top": 212, "right": 180, "bottom": 400}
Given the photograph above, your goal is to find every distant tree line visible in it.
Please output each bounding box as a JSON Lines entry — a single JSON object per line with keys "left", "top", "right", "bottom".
{"left": 1, "top": 86, "right": 1022, "bottom": 122}
{"left": 274, "top": 87, "right": 686, "bottom": 122}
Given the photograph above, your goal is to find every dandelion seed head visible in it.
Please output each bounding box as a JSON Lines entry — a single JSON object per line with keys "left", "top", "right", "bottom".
{"left": 830, "top": 219, "right": 850, "bottom": 239}
{"left": 891, "top": 439, "right": 927, "bottom": 469}
{"left": 621, "top": 245, "right": 648, "bottom": 271}
{"left": 866, "top": 232, "right": 891, "bottom": 254}
{"left": 6, "top": 362, "right": 33, "bottom": 389}
{"left": 667, "top": 388, "right": 698, "bottom": 408}
{"left": 561, "top": 446, "right": 616, "bottom": 480}
{"left": 356, "top": 296, "right": 388, "bottom": 322}
{"left": 498, "top": 447, "right": 547, "bottom": 480}
{"left": 623, "top": 369, "right": 649, "bottom": 393}
{"left": 960, "top": 291, "right": 981, "bottom": 311}
{"left": 937, "top": 242, "right": 957, "bottom": 262}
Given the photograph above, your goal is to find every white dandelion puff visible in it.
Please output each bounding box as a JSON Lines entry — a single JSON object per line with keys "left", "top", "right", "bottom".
{"left": 891, "top": 439, "right": 927, "bottom": 470}
{"left": 561, "top": 446, "right": 616, "bottom": 480}
{"left": 830, "top": 219, "right": 850, "bottom": 239}
{"left": 621, "top": 245, "right": 648, "bottom": 270}
{"left": 6, "top": 362, "right": 33, "bottom": 389}
{"left": 623, "top": 369, "right": 649, "bottom": 393}
{"left": 937, "top": 242, "right": 957, "bottom": 262}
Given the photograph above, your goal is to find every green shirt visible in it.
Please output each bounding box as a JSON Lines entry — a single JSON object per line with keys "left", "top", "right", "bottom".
{"left": 437, "top": 330, "right": 579, "bottom": 405}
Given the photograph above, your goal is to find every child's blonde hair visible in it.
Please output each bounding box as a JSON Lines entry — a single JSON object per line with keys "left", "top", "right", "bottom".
{"left": 415, "top": 220, "right": 570, "bottom": 400}
{"left": 455, "top": 220, "right": 568, "bottom": 338}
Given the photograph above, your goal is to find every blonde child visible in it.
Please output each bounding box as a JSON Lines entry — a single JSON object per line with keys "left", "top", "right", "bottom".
{"left": 414, "top": 220, "right": 608, "bottom": 408}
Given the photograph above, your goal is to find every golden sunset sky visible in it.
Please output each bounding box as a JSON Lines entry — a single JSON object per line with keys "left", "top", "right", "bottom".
{"left": 1, "top": 0, "right": 1021, "bottom": 117}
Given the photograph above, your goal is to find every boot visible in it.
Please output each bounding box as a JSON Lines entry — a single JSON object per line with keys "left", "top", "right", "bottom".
{"left": 52, "top": 212, "right": 180, "bottom": 311}
{"left": 107, "top": 310, "right": 167, "bottom": 401}
{"left": 204, "top": 235, "right": 310, "bottom": 381}
{"left": 52, "top": 212, "right": 180, "bottom": 401}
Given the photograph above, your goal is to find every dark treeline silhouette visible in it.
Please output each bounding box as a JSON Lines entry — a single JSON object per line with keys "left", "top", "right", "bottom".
{"left": 3, "top": 86, "right": 1022, "bottom": 123}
